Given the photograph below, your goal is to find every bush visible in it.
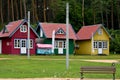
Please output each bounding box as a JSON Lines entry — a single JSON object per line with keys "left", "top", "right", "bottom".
{"left": 109, "top": 29, "right": 120, "bottom": 54}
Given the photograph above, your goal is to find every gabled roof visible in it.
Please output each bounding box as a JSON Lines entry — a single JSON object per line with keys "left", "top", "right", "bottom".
{"left": 76, "top": 24, "right": 111, "bottom": 40}
{"left": 0, "top": 19, "right": 39, "bottom": 38}
{"left": 38, "top": 23, "right": 76, "bottom": 40}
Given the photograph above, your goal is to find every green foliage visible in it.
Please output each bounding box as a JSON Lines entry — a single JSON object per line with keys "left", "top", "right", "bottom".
{"left": 51, "top": 0, "right": 82, "bottom": 32}
{"left": 109, "top": 29, "right": 120, "bottom": 54}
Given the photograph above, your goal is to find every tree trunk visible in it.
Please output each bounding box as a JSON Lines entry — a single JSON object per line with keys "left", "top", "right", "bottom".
{"left": 34, "top": 0, "right": 39, "bottom": 21}
{"left": 43, "top": 0, "right": 46, "bottom": 22}
{"left": 23, "top": 0, "right": 27, "bottom": 19}
{"left": 93, "top": 8, "right": 96, "bottom": 24}
{"left": 8, "top": 0, "right": 10, "bottom": 21}
{"left": 20, "top": 0, "right": 23, "bottom": 19}
{"left": 11, "top": 0, "right": 14, "bottom": 21}
{"left": 0, "top": 0, "right": 3, "bottom": 25}
{"left": 32, "top": 0, "right": 35, "bottom": 22}
{"left": 111, "top": 0, "right": 114, "bottom": 29}
{"left": 15, "top": 0, "right": 19, "bottom": 20}
{"left": 116, "top": 0, "right": 120, "bottom": 29}
{"left": 82, "top": 0, "right": 85, "bottom": 26}
{"left": 106, "top": 10, "right": 109, "bottom": 28}
{"left": 100, "top": 1, "right": 104, "bottom": 24}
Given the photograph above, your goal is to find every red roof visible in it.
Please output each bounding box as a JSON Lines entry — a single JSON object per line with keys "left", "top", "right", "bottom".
{"left": 0, "top": 19, "right": 24, "bottom": 38}
{"left": 39, "top": 23, "right": 76, "bottom": 40}
{"left": 77, "top": 24, "right": 101, "bottom": 40}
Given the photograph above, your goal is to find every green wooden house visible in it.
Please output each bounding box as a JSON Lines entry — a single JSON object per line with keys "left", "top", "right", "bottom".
{"left": 36, "top": 23, "right": 76, "bottom": 55}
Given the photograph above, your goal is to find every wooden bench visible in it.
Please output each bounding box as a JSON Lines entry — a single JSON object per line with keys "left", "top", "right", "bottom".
{"left": 80, "top": 66, "right": 116, "bottom": 80}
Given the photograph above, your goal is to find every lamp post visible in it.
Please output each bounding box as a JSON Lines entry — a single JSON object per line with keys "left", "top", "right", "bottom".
{"left": 27, "top": 11, "right": 30, "bottom": 59}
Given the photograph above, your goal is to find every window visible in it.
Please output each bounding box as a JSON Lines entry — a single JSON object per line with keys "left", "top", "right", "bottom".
{"left": 103, "top": 41, "right": 107, "bottom": 49}
{"left": 93, "top": 41, "right": 107, "bottom": 49}
{"left": 20, "top": 25, "right": 27, "bottom": 32}
{"left": 56, "top": 29, "right": 65, "bottom": 34}
{"left": 94, "top": 41, "right": 98, "bottom": 49}
{"left": 98, "top": 41, "right": 102, "bottom": 48}
{"left": 55, "top": 41, "right": 58, "bottom": 48}
{"left": 55, "top": 40, "right": 66, "bottom": 49}
{"left": 14, "top": 39, "right": 20, "bottom": 48}
{"left": 98, "top": 28, "right": 102, "bottom": 35}
{"left": 21, "top": 40, "right": 26, "bottom": 47}
{"left": 63, "top": 41, "right": 66, "bottom": 48}
{"left": 27, "top": 39, "right": 33, "bottom": 48}
{"left": 30, "top": 39, "right": 33, "bottom": 48}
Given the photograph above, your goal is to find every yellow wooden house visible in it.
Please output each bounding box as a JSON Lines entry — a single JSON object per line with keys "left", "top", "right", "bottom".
{"left": 75, "top": 24, "right": 111, "bottom": 55}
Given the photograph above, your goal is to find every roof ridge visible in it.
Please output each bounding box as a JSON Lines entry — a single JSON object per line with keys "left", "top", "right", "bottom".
{"left": 40, "top": 22, "right": 71, "bottom": 25}
{"left": 8, "top": 19, "right": 24, "bottom": 25}
{"left": 83, "top": 24, "right": 102, "bottom": 27}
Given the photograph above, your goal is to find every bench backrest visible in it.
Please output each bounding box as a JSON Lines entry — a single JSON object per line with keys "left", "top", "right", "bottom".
{"left": 81, "top": 66, "right": 116, "bottom": 73}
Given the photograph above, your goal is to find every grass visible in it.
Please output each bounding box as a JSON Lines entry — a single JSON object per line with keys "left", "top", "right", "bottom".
{"left": 0, "top": 54, "right": 120, "bottom": 79}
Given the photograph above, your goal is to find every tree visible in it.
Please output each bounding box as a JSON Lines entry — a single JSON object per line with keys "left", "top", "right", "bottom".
{"left": 111, "top": 0, "right": 114, "bottom": 29}
{"left": 23, "top": 0, "right": 27, "bottom": 19}
{"left": 116, "top": 0, "right": 120, "bottom": 29}
{"left": 0, "top": 0, "right": 4, "bottom": 25}
{"left": 34, "top": 0, "right": 38, "bottom": 22}
{"left": 109, "top": 30, "right": 120, "bottom": 54}
{"left": 32, "top": 0, "right": 35, "bottom": 22}
{"left": 20, "top": 0, "right": 23, "bottom": 19}
{"left": 7, "top": 0, "right": 10, "bottom": 22}
{"left": 15, "top": 0, "right": 19, "bottom": 20}
{"left": 43, "top": 0, "right": 46, "bottom": 22}
{"left": 11, "top": 0, "right": 14, "bottom": 21}
{"left": 82, "top": 0, "right": 85, "bottom": 26}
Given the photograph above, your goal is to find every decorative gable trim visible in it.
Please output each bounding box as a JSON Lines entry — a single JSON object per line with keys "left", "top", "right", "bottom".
{"left": 55, "top": 28, "right": 66, "bottom": 35}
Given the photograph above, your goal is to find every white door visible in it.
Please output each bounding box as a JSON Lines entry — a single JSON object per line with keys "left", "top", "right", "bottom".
{"left": 20, "top": 39, "right": 26, "bottom": 54}
{"left": 58, "top": 41, "right": 63, "bottom": 54}
{"left": 98, "top": 41, "right": 102, "bottom": 54}
{"left": 0, "top": 40, "right": 2, "bottom": 54}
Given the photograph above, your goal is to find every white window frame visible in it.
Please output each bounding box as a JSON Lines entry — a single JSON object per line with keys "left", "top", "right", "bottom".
{"left": 93, "top": 41, "right": 98, "bottom": 49}
{"left": 55, "top": 40, "right": 66, "bottom": 49}
{"left": 56, "top": 29, "right": 65, "bottom": 34}
{"left": 14, "top": 39, "right": 20, "bottom": 48}
{"left": 103, "top": 41, "right": 107, "bottom": 49}
{"left": 20, "top": 25, "right": 27, "bottom": 32}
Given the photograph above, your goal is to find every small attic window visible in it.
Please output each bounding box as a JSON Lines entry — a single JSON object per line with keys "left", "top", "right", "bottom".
{"left": 56, "top": 28, "right": 65, "bottom": 34}
{"left": 20, "top": 25, "right": 27, "bottom": 32}
{"left": 2, "top": 26, "right": 8, "bottom": 33}
{"left": 98, "top": 28, "right": 102, "bottom": 35}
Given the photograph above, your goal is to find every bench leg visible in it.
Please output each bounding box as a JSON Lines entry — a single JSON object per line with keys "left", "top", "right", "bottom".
{"left": 113, "top": 73, "right": 115, "bottom": 80}
{"left": 80, "top": 73, "right": 84, "bottom": 80}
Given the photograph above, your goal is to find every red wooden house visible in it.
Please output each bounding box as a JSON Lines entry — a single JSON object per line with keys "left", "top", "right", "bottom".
{"left": 0, "top": 19, "right": 39, "bottom": 55}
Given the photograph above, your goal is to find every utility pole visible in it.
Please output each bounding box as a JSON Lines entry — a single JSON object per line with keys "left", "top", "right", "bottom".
{"left": 66, "top": 2, "right": 69, "bottom": 70}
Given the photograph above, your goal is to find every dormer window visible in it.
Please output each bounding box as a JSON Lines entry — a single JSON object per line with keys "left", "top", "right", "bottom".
{"left": 98, "top": 28, "right": 102, "bottom": 35}
{"left": 20, "top": 25, "right": 27, "bottom": 32}
{"left": 56, "top": 28, "right": 65, "bottom": 34}
{"left": 2, "top": 26, "right": 8, "bottom": 33}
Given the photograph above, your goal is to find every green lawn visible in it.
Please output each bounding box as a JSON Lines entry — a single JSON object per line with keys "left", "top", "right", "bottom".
{"left": 0, "top": 54, "right": 120, "bottom": 79}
